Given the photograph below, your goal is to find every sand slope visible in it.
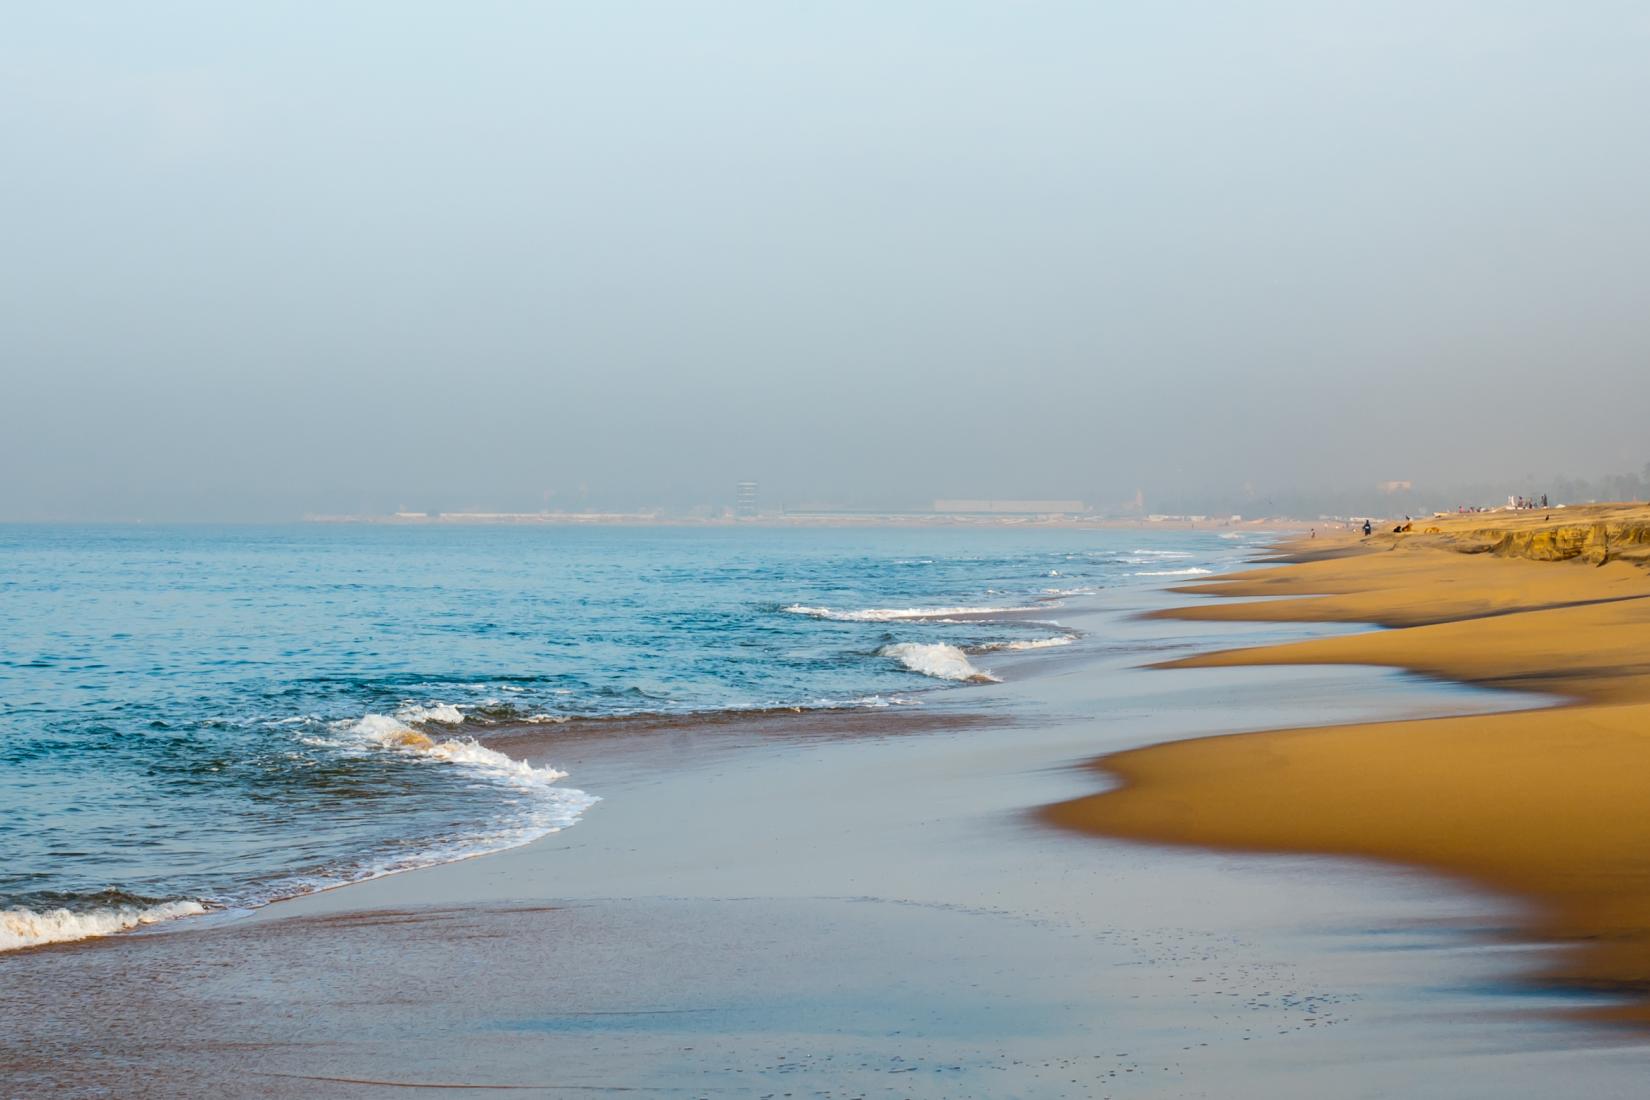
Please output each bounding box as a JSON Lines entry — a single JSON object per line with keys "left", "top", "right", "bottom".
{"left": 1047, "top": 504, "right": 1650, "bottom": 1022}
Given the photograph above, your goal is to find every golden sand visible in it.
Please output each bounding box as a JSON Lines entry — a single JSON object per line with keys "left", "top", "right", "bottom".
{"left": 1045, "top": 504, "right": 1650, "bottom": 1021}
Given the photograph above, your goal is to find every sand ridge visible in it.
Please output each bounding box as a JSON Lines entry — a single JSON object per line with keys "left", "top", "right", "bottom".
{"left": 1045, "top": 504, "right": 1650, "bottom": 1023}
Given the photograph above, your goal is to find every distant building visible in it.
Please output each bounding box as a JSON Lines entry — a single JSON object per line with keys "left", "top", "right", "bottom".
{"left": 735, "top": 481, "right": 758, "bottom": 517}
{"left": 932, "top": 499, "right": 1088, "bottom": 515}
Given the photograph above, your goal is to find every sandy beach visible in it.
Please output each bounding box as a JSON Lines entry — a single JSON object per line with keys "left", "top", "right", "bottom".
{"left": 16, "top": 1, "right": 1650, "bottom": 1094}
{"left": 10, "top": 543, "right": 1650, "bottom": 1098}
{"left": 1049, "top": 505, "right": 1650, "bottom": 1031}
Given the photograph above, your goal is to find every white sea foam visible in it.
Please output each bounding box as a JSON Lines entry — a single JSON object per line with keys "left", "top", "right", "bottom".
{"left": 879, "top": 642, "right": 1001, "bottom": 683}
{"left": 784, "top": 604, "right": 1042, "bottom": 622}
{"left": 345, "top": 714, "right": 570, "bottom": 784}
{"left": 0, "top": 900, "right": 208, "bottom": 952}
{"left": 977, "top": 634, "right": 1078, "bottom": 652}
{"left": 319, "top": 713, "right": 598, "bottom": 884}
{"left": 1042, "top": 585, "right": 1100, "bottom": 597}
{"left": 4, "top": 709, "right": 590, "bottom": 955}
{"left": 792, "top": 693, "right": 924, "bottom": 709}
{"left": 1134, "top": 567, "right": 1215, "bottom": 576}
{"left": 395, "top": 702, "right": 465, "bottom": 725}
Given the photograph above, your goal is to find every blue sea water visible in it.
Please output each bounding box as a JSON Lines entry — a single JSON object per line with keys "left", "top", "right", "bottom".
{"left": 0, "top": 523, "right": 1257, "bottom": 948}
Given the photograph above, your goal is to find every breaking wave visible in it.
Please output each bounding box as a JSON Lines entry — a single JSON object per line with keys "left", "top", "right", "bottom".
{"left": 339, "top": 712, "right": 582, "bottom": 790}
{"left": 394, "top": 702, "right": 466, "bottom": 725}
{"left": 784, "top": 604, "right": 1043, "bottom": 622}
{"left": 1134, "top": 567, "right": 1215, "bottom": 576}
{"left": 879, "top": 642, "right": 1001, "bottom": 683}
{"left": 1, "top": 900, "right": 208, "bottom": 952}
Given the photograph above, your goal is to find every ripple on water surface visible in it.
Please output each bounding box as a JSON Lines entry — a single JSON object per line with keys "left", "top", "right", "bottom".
{"left": 0, "top": 524, "right": 1257, "bottom": 946}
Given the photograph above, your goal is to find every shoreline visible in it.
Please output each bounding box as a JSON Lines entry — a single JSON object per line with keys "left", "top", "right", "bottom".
{"left": 1046, "top": 504, "right": 1650, "bottom": 1025}
{"left": 11, "top": 545, "right": 1647, "bottom": 1094}
{"left": 0, "top": 700, "right": 1017, "bottom": 957}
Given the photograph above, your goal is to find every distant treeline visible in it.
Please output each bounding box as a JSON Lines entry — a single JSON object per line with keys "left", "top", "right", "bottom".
{"left": 1546, "top": 464, "right": 1650, "bottom": 506}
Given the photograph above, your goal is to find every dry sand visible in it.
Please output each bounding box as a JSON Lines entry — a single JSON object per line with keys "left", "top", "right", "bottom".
{"left": 1046, "top": 503, "right": 1650, "bottom": 1024}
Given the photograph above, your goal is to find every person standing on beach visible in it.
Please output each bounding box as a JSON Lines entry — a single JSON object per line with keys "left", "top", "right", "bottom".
{"left": 1363, "top": 519, "right": 1373, "bottom": 537}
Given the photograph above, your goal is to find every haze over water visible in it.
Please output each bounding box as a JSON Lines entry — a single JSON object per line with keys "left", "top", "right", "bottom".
{"left": 6, "top": 4, "right": 1650, "bottom": 520}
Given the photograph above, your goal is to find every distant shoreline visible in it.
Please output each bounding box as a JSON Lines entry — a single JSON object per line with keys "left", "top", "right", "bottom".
{"left": 302, "top": 511, "right": 1314, "bottom": 530}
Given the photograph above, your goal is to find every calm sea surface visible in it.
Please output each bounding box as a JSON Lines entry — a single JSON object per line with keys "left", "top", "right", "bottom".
{"left": 0, "top": 523, "right": 1258, "bottom": 948}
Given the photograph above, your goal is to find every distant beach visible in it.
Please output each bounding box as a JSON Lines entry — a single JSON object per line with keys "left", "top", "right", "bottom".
{"left": 301, "top": 509, "right": 1311, "bottom": 530}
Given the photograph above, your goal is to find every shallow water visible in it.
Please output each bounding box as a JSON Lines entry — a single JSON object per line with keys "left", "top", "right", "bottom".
{"left": 0, "top": 522, "right": 1262, "bottom": 945}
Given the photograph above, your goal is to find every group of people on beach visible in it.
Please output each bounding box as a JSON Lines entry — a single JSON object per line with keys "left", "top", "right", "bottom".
{"left": 1454, "top": 494, "right": 1550, "bottom": 514}
{"left": 1342, "top": 495, "right": 1555, "bottom": 542}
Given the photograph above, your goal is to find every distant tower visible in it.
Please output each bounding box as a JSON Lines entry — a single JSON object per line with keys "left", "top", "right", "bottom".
{"left": 735, "top": 481, "right": 758, "bottom": 518}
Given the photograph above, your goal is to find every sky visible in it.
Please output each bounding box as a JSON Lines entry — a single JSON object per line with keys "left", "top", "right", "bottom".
{"left": 5, "top": 2, "right": 1650, "bottom": 519}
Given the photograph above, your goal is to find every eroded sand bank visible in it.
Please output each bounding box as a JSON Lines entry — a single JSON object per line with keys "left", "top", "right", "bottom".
{"left": 1047, "top": 504, "right": 1650, "bottom": 1023}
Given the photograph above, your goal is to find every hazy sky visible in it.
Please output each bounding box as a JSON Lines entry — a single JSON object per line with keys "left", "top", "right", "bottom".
{"left": 6, "top": 2, "right": 1650, "bottom": 519}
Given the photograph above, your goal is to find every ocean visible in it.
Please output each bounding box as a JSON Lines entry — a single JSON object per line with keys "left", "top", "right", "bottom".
{"left": 0, "top": 523, "right": 1257, "bottom": 950}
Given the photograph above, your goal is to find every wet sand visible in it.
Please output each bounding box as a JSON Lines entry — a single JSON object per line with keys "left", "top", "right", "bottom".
{"left": 7, "top": 563, "right": 1650, "bottom": 1096}
{"left": 1049, "top": 505, "right": 1650, "bottom": 1028}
